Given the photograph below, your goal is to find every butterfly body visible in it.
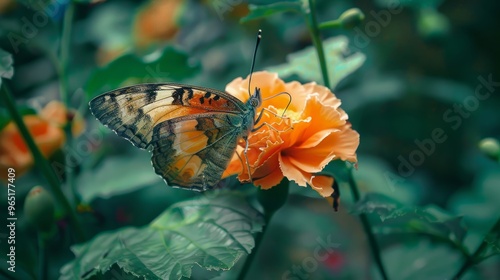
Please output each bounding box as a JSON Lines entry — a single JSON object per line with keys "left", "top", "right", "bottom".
{"left": 90, "top": 83, "right": 261, "bottom": 191}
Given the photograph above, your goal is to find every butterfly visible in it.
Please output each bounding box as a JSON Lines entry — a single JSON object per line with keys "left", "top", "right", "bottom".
{"left": 89, "top": 83, "right": 261, "bottom": 191}
{"left": 90, "top": 31, "right": 264, "bottom": 191}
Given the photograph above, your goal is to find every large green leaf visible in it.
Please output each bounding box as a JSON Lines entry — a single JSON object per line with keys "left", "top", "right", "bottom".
{"left": 266, "top": 36, "right": 365, "bottom": 89}
{"left": 85, "top": 46, "right": 200, "bottom": 99}
{"left": 60, "top": 192, "right": 264, "bottom": 280}
{"left": 353, "top": 193, "right": 467, "bottom": 251}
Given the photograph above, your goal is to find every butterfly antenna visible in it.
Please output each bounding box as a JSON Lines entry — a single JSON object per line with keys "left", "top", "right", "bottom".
{"left": 248, "top": 29, "right": 262, "bottom": 97}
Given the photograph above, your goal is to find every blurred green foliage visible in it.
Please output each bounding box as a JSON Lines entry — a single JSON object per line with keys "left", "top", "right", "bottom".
{"left": 0, "top": 0, "right": 499, "bottom": 279}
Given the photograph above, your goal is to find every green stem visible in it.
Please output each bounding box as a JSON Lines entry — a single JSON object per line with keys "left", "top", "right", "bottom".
{"left": 0, "top": 85, "right": 85, "bottom": 242}
{"left": 348, "top": 166, "right": 389, "bottom": 280}
{"left": 38, "top": 233, "right": 47, "bottom": 280}
{"left": 60, "top": 1, "right": 74, "bottom": 107}
{"left": 305, "top": 0, "right": 330, "bottom": 88}
{"left": 59, "top": 1, "right": 80, "bottom": 204}
{"left": 319, "top": 19, "right": 342, "bottom": 30}
{"left": 452, "top": 217, "right": 500, "bottom": 279}
{"left": 237, "top": 181, "right": 290, "bottom": 280}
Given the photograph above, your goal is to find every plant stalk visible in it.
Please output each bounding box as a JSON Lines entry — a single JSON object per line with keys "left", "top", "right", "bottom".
{"left": 59, "top": 1, "right": 80, "bottom": 204}
{"left": 305, "top": 0, "right": 331, "bottom": 88}
{"left": 452, "top": 217, "right": 500, "bottom": 279}
{"left": 348, "top": 166, "right": 389, "bottom": 280}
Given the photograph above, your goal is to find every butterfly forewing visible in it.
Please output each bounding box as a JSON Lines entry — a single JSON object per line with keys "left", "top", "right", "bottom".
{"left": 89, "top": 84, "right": 245, "bottom": 149}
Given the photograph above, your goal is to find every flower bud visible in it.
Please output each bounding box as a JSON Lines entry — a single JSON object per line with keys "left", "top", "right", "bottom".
{"left": 339, "top": 8, "right": 365, "bottom": 29}
{"left": 479, "top": 138, "right": 500, "bottom": 161}
{"left": 24, "top": 186, "right": 55, "bottom": 232}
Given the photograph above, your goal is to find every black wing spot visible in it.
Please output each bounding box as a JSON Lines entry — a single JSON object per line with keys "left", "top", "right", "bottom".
{"left": 172, "top": 88, "right": 185, "bottom": 105}
{"left": 204, "top": 92, "right": 211, "bottom": 98}
{"left": 146, "top": 91, "right": 157, "bottom": 103}
{"left": 199, "top": 97, "right": 205, "bottom": 104}
{"left": 187, "top": 88, "right": 194, "bottom": 99}
{"left": 213, "top": 95, "right": 220, "bottom": 101}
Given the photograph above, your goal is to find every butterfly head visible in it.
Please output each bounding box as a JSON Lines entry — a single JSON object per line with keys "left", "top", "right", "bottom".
{"left": 249, "top": 87, "right": 262, "bottom": 109}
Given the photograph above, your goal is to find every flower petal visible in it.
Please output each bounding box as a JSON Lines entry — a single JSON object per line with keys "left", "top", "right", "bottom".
{"left": 309, "top": 175, "right": 334, "bottom": 197}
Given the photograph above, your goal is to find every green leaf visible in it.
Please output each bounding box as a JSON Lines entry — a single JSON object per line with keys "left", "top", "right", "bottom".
{"left": 0, "top": 48, "right": 14, "bottom": 79}
{"left": 449, "top": 169, "right": 500, "bottom": 231}
{"left": 350, "top": 192, "right": 403, "bottom": 219}
{"left": 76, "top": 150, "right": 160, "bottom": 203}
{"left": 353, "top": 193, "right": 467, "bottom": 250}
{"left": 85, "top": 46, "right": 201, "bottom": 99}
{"left": 266, "top": 36, "right": 365, "bottom": 89}
{"left": 60, "top": 192, "right": 264, "bottom": 280}
{"left": 240, "top": 2, "right": 303, "bottom": 23}
{"left": 479, "top": 220, "right": 500, "bottom": 261}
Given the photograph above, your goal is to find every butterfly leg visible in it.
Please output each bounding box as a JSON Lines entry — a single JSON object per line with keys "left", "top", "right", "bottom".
{"left": 243, "top": 136, "right": 253, "bottom": 184}
{"left": 252, "top": 108, "right": 293, "bottom": 133}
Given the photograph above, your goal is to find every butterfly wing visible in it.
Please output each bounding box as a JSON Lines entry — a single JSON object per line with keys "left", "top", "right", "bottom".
{"left": 89, "top": 83, "right": 246, "bottom": 149}
{"left": 151, "top": 112, "right": 243, "bottom": 191}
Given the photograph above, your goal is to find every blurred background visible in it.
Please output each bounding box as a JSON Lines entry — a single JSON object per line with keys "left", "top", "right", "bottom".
{"left": 0, "top": 0, "right": 499, "bottom": 279}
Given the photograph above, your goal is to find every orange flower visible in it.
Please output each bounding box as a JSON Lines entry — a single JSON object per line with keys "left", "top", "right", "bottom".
{"left": 223, "top": 71, "right": 359, "bottom": 197}
{"left": 0, "top": 101, "right": 85, "bottom": 180}
{"left": 133, "top": 0, "right": 185, "bottom": 49}
{"left": 40, "top": 101, "right": 85, "bottom": 135}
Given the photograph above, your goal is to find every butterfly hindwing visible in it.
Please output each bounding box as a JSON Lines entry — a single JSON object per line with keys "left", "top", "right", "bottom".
{"left": 150, "top": 113, "right": 243, "bottom": 191}
{"left": 89, "top": 83, "right": 245, "bottom": 150}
